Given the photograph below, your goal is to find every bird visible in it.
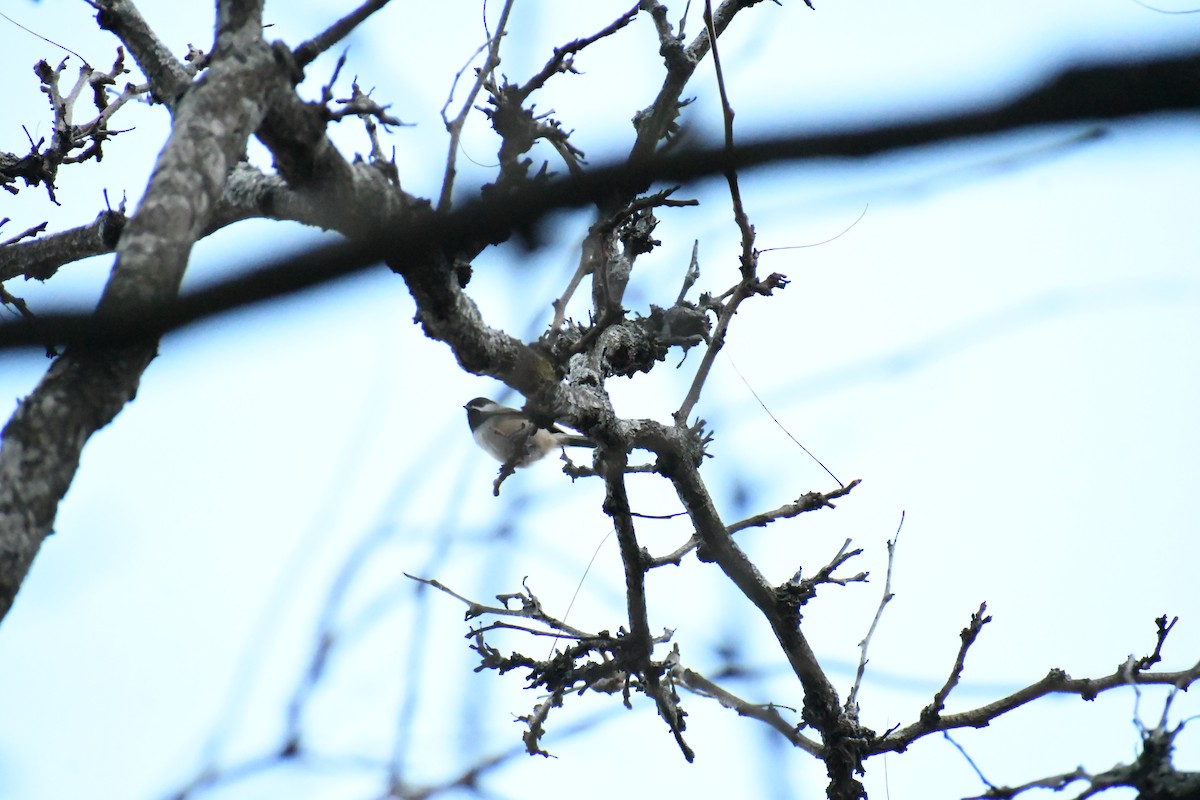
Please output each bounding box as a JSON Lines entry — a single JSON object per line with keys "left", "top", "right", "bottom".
{"left": 463, "top": 397, "right": 594, "bottom": 467}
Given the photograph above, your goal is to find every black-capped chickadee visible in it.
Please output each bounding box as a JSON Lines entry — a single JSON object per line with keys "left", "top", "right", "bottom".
{"left": 464, "top": 397, "right": 594, "bottom": 467}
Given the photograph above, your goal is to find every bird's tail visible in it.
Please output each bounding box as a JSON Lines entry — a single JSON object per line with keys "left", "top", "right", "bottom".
{"left": 554, "top": 433, "right": 595, "bottom": 449}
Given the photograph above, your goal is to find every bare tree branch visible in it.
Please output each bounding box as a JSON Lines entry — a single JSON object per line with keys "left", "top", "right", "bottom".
{"left": 1, "top": 49, "right": 142, "bottom": 202}
{"left": 655, "top": 433, "right": 871, "bottom": 798}
{"left": 3, "top": 48, "right": 1193, "bottom": 351}
{"left": 672, "top": 661, "right": 822, "bottom": 755}
{"left": 91, "top": 0, "right": 193, "bottom": 106}
{"left": 0, "top": 0, "right": 274, "bottom": 624}
{"left": 0, "top": 207, "right": 125, "bottom": 281}
{"left": 436, "top": 0, "right": 514, "bottom": 211}
{"left": 845, "top": 513, "right": 904, "bottom": 719}
{"left": 2, "top": 5, "right": 1198, "bottom": 796}
{"left": 292, "top": 0, "right": 395, "bottom": 68}
{"left": 648, "top": 480, "right": 861, "bottom": 567}
{"left": 877, "top": 656, "right": 1200, "bottom": 754}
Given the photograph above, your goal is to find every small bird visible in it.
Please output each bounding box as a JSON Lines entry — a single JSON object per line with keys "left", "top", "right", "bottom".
{"left": 463, "top": 397, "right": 594, "bottom": 467}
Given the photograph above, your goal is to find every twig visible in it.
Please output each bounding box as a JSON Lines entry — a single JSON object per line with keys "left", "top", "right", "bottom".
{"left": 649, "top": 663, "right": 694, "bottom": 762}
{"left": 630, "top": 510, "right": 687, "bottom": 520}
{"left": 674, "top": 0, "right": 772, "bottom": 424}
{"left": 437, "top": 0, "right": 515, "bottom": 211}
{"left": 801, "top": 539, "right": 868, "bottom": 592}
{"left": 631, "top": 0, "right": 790, "bottom": 160}
{"left": 0, "top": 284, "right": 36, "bottom": 323}
{"left": 549, "top": 187, "right": 695, "bottom": 332}
{"left": 729, "top": 480, "right": 861, "bottom": 534}
{"left": 647, "top": 480, "right": 861, "bottom": 567}
{"left": 676, "top": 239, "right": 700, "bottom": 304}
{"left": 0, "top": 222, "right": 48, "bottom": 247}
{"left": 673, "top": 662, "right": 822, "bottom": 755}
{"left": 702, "top": 0, "right": 755, "bottom": 280}
{"left": 845, "top": 512, "right": 904, "bottom": 717}
{"left": 516, "top": 3, "right": 639, "bottom": 103}
{"left": 403, "top": 573, "right": 596, "bottom": 641}
{"left": 960, "top": 765, "right": 1092, "bottom": 800}
{"left": 922, "top": 602, "right": 992, "bottom": 724}
{"left": 520, "top": 686, "right": 567, "bottom": 757}
{"left": 944, "top": 731, "right": 994, "bottom": 788}
{"left": 89, "top": 0, "right": 192, "bottom": 108}
{"left": 877, "top": 653, "right": 1200, "bottom": 755}
{"left": 293, "top": 0, "right": 394, "bottom": 68}
{"left": 1136, "top": 614, "right": 1177, "bottom": 671}
{"left": 472, "top": 620, "right": 588, "bottom": 640}
{"left": 676, "top": 3, "right": 796, "bottom": 424}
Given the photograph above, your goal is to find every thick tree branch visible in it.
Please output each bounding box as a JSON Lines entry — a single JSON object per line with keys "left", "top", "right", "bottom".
{"left": 0, "top": 208, "right": 125, "bottom": 282}
{"left": 647, "top": 425, "right": 867, "bottom": 785}
{"left": 0, "top": 0, "right": 274, "bottom": 624}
